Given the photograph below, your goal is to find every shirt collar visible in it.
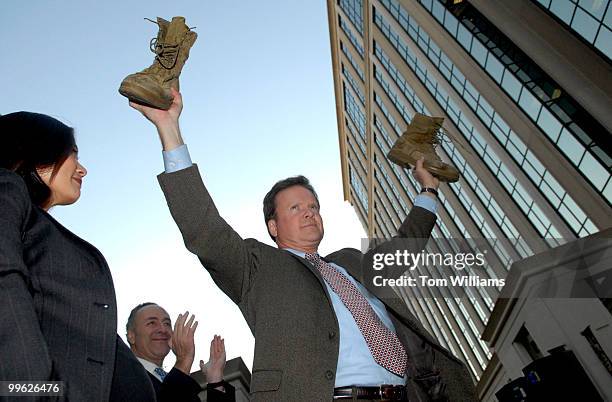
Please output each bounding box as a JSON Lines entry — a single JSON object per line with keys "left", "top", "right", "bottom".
{"left": 137, "top": 357, "right": 165, "bottom": 381}
{"left": 284, "top": 248, "right": 306, "bottom": 258}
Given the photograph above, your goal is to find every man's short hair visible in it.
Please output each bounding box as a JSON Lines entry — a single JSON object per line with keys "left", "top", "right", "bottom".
{"left": 126, "top": 302, "right": 158, "bottom": 335}
{"left": 263, "top": 175, "right": 319, "bottom": 241}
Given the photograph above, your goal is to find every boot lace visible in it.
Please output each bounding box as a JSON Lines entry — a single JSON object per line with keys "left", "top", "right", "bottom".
{"left": 430, "top": 127, "right": 448, "bottom": 147}
{"left": 149, "top": 38, "right": 179, "bottom": 69}
{"left": 432, "top": 125, "right": 472, "bottom": 155}
{"left": 144, "top": 17, "right": 192, "bottom": 70}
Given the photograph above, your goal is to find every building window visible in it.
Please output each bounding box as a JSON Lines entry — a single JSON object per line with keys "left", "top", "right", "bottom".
{"left": 513, "top": 326, "right": 544, "bottom": 363}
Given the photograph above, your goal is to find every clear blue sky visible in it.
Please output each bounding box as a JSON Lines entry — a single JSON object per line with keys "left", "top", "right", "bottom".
{"left": 1, "top": 1, "right": 366, "bottom": 370}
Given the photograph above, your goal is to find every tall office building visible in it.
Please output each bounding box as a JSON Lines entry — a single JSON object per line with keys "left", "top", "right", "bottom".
{"left": 326, "top": 0, "right": 611, "bottom": 391}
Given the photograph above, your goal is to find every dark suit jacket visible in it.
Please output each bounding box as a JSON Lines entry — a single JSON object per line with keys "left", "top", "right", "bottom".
{"left": 158, "top": 165, "right": 477, "bottom": 402}
{"left": 0, "top": 169, "right": 155, "bottom": 401}
{"left": 147, "top": 368, "right": 235, "bottom": 402}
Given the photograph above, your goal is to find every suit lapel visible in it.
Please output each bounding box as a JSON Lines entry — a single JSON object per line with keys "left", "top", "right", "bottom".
{"left": 285, "top": 251, "right": 336, "bottom": 306}
{"left": 326, "top": 252, "right": 441, "bottom": 346}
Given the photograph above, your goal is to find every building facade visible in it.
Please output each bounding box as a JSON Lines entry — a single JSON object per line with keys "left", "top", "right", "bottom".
{"left": 326, "top": 0, "right": 612, "bottom": 391}
{"left": 478, "top": 228, "right": 612, "bottom": 401}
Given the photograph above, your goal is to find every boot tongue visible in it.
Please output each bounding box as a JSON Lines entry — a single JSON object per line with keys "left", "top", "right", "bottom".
{"left": 165, "top": 17, "right": 190, "bottom": 44}
{"left": 153, "top": 17, "right": 169, "bottom": 39}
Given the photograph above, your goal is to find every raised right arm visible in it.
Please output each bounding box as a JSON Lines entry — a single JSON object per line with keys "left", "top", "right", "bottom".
{"left": 157, "top": 165, "right": 256, "bottom": 304}
{"left": 129, "top": 89, "right": 256, "bottom": 304}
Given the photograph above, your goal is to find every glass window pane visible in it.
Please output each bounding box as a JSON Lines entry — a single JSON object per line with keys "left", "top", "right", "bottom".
{"left": 558, "top": 204, "right": 582, "bottom": 232}
{"left": 444, "top": 11, "right": 459, "bottom": 35}
{"left": 493, "top": 114, "right": 510, "bottom": 136}
{"left": 605, "top": 2, "right": 612, "bottom": 25}
{"left": 549, "top": 102, "right": 572, "bottom": 124}
{"left": 495, "top": 176, "right": 510, "bottom": 198}
{"left": 459, "top": 116, "right": 473, "bottom": 133}
{"left": 518, "top": 88, "right": 541, "bottom": 120}
{"left": 486, "top": 55, "right": 504, "bottom": 82}
{"left": 432, "top": 0, "right": 445, "bottom": 22}
{"left": 429, "top": 39, "right": 440, "bottom": 56}
{"left": 572, "top": 7, "right": 599, "bottom": 41}
{"left": 584, "top": 219, "right": 598, "bottom": 234}
{"left": 526, "top": 151, "right": 546, "bottom": 175}
{"left": 508, "top": 131, "right": 527, "bottom": 154}
{"left": 595, "top": 26, "right": 612, "bottom": 59}
{"left": 457, "top": 23, "right": 473, "bottom": 50}
{"left": 450, "top": 71, "right": 463, "bottom": 89}
{"left": 464, "top": 92, "right": 478, "bottom": 109}
{"left": 543, "top": 171, "right": 566, "bottom": 199}
{"left": 452, "top": 65, "right": 466, "bottom": 83}
{"left": 604, "top": 180, "right": 612, "bottom": 203}
{"left": 479, "top": 97, "right": 494, "bottom": 116}
{"left": 501, "top": 70, "right": 522, "bottom": 101}
{"left": 563, "top": 195, "right": 587, "bottom": 222}
{"left": 514, "top": 190, "right": 529, "bottom": 212}
{"left": 471, "top": 138, "right": 485, "bottom": 155}
{"left": 537, "top": 107, "right": 563, "bottom": 142}
{"left": 540, "top": 181, "right": 562, "bottom": 207}
{"left": 558, "top": 128, "right": 586, "bottom": 165}
{"left": 471, "top": 39, "right": 488, "bottom": 66}
{"left": 500, "top": 164, "right": 516, "bottom": 185}
{"left": 579, "top": 151, "right": 608, "bottom": 190}
{"left": 568, "top": 123, "right": 590, "bottom": 145}
{"left": 515, "top": 68, "right": 532, "bottom": 84}
{"left": 477, "top": 105, "right": 493, "bottom": 126}
{"left": 489, "top": 121, "right": 505, "bottom": 141}
{"left": 463, "top": 80, "right": 478, "bottom": 101}
{"left": 529, "top": 210, "right": 547, "bottom": 235}
{"left": 578, "top": 0, "right": 606, "bottom": 20}
{"left": 592, "top": 145, "right": 612, "bottom": 168}
{"left": 439, "top": 63, "right": 451, "bottom": 79}
{"left": 550, "top": 0, "right": 577, "bottom": 24}
{"left": 522, "top": 160, "right": 539, "bottom": 181}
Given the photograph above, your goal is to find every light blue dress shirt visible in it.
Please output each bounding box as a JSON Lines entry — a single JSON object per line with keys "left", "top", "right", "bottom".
{"left": 162, "top": 144, "right": 438, "bottom": 386}
{"left": 286, "top": 248, "right": 406, "bottom": 386}
{"left": 162, "top": 144, "right": 193, "bottom": 173}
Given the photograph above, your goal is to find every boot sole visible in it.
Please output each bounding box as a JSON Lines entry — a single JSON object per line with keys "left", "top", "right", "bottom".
{"left": 118, "top": 81, "right": 172, "bottom": 110}
{"left": 388, "top": 149, "right": 460, "bottom": 183}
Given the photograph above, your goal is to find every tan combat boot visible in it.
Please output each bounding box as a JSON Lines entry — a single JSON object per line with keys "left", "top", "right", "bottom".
{"left": 119, "top": 17, "right": 197, "bottom": 110}
{"left": 387, "top": 113, "right": 460, "bottom": 182}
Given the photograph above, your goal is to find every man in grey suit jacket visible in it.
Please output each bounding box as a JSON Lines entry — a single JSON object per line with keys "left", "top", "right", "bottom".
{"left": 131, "top": 89, "right": 477, "bottom": 401}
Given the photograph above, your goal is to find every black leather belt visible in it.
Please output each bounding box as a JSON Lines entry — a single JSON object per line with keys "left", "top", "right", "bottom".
{"left": 333, "top": 385, "right": 407, "bottom": 400}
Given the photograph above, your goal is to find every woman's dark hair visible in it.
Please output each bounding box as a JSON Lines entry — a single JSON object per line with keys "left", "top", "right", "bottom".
{"left": 0, "top": 111, "right": 75, "bottom": 207}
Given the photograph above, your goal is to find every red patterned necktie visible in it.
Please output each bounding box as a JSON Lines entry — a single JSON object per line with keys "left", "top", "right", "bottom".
{"left": 305, "top": 253, "right": 407, "bottom": 376}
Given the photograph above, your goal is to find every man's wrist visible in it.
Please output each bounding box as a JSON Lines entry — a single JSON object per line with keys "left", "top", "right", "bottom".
{"left": 420, "top": 181, "right": 439, "bottom": 189}
{"left": 174, "top": 357, "right": 194, "bottom": 375}
{"left": 157, "top": 123, "right": 184, "bottom": 151}
{"left": 206, "top": 369, "right": 223, "bottom": 384}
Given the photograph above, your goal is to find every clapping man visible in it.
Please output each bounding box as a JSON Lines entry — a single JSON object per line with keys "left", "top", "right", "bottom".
{"left": 126, "top": 303, "right": 235, "bottom": 401}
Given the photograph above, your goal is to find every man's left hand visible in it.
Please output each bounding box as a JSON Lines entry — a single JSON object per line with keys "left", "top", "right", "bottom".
{"left": 413, "top": 157, "right": 440, "bottom": 192}
{"left": 200, "top": 335, "right": 226, "bottom": 388}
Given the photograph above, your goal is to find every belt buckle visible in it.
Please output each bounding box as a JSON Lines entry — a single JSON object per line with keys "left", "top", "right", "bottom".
{"left": 379, "top": 384, "right": 403, "bottom": 400}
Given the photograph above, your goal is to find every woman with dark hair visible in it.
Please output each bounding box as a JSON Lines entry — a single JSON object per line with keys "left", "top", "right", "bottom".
{"left": 0, "top": 112, "right": 155, "bottom": 401}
